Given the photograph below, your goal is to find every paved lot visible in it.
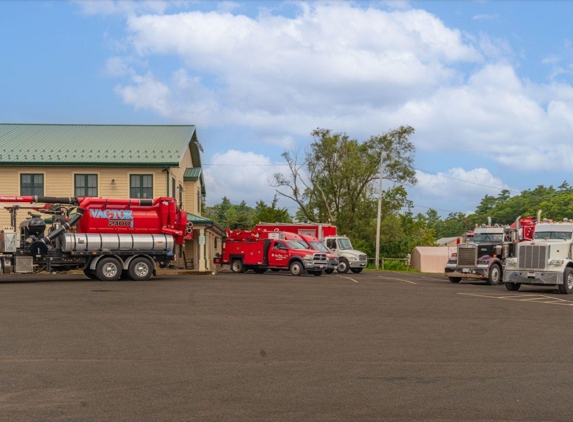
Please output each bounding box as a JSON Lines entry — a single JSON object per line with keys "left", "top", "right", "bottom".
{"left": 2, "top": 270, "right": 573, "bottom": 421}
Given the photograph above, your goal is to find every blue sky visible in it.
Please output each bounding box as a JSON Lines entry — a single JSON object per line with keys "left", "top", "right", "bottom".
{"left": 2, "top": 0, "right": 573, "bottom": 217}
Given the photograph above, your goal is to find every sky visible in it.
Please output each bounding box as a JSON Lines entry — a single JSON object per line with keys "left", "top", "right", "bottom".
{"left": 2, "top": 0, "right": 573, "bottom": 218}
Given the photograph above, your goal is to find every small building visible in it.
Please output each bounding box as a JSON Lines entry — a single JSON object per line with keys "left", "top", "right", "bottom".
{"left": 0, "top": 123, "right": 225, "bottom": 272}
{"left": 410, "top": 246, "right": 451, "bottom": 273}
{"left": 436, "top": 237, "right": 459, "bottom": 247}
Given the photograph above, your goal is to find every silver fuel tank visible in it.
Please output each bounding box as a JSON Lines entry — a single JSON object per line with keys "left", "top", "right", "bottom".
{"left": 61, "top": 233, "right": 174, "bottom": 253}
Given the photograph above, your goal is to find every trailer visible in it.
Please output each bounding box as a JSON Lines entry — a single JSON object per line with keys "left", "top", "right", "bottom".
{"left": 0, "top": 195, "right": 192, "bottom": 281}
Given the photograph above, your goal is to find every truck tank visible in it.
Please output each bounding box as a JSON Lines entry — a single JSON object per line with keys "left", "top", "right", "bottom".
{"left": 61, "top": 233, "right": 175, "bottom": 253}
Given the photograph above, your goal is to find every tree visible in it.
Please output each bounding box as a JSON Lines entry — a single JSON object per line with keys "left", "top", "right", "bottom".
{"left": 272, "top": 126, "right": 417, "bottom": 237}
{"left": 252, "top": 196, "right": 292, "bottom": 225}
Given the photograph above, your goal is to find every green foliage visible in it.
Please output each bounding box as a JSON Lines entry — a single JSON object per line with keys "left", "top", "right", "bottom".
{"left": 203, "top": 196, "right": 292, "bottom": 229}
{"left": 253, "top": 196, "right": 292, "bottom": 224}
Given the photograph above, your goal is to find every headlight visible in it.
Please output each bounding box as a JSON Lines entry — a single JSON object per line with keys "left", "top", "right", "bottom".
{"left": 550, "top": 259, "right": 564, "bottom": 265}
{"left": 303, "top": 255, "right": 313, "bottom": 260}
{"left": 348, "top": 256, "right": 358, "bottom": 261}
{"left": 506, "top": 258, "right": 517, "bottom": 265}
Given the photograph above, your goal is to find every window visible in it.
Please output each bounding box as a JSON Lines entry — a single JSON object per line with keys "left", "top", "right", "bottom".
{"left": 197, "top": 189, "right": 201, "bottom": 214}
{"left": 178, "top": 184, "right": 183, "bottom": 206}
{"left": 172, "top": 177, "right": 176, "bottom": 199}
{"left": 326, "top": 239, "right": 337, "bottom": 250}
{"left": 130, "top": 175, "right": 153, "bottom": 199}
{"left": 74, "top": 174, "right": 98, "bottom": 197}
{"left": 21, "top": 174, "right": 44, "bottom": 196}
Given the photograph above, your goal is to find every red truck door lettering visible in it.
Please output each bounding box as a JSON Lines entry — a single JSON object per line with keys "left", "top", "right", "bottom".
{"left": 269, "top": 241, "right": 289, "bottom": 267}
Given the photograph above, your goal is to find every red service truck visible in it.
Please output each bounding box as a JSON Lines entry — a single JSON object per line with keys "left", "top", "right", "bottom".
{"left": 221, "top": 229, "right": 328, "bottom": 276}
{"left": 255, "top": 223, "right": 367, "bottom": 273}
{"left": 0, "top": 195, "right": 193, "bottom": 281}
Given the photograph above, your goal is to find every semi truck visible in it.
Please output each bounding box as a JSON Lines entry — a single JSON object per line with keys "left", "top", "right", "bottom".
{"left": 221, "top": 229, "right": 328, "bottom": 276}
{"left": 503, "top": 214, "right": 573, "bottom": 294}
{"left": 0, "top": 195, "right": 193, "bottom": 281}
{"left": 254, "top": 223, "right": 367, "bottom": 274}
{"left": 444, "top": 216, "right": 536, "bottom": 285}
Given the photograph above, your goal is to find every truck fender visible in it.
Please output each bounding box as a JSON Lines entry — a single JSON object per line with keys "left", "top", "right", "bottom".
{"left": 288, "top": 257, "right": 305, "bottom": 269}
{"left": 123, "top": 255, "right": 157, "bottom": 275}
{"left": 89, "top": 255, "right": 124, "bottom": 271}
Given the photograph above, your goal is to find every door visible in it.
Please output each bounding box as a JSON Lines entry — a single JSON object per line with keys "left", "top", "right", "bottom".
{"left": 268, "top": 241, "right": 289, "bottom": 267}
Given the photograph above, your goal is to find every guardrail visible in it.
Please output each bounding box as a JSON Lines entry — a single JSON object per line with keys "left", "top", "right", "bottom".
{"left": 367, "top": 257, "right": 410, "bottom": 270}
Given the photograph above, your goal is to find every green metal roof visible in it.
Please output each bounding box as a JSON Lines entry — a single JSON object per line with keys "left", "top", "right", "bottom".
{"left": 0, "top": 124, "right": 197, "bottom": 166}
{"left": 184, "top": 167, "right": 201, "bottom": 181}
{"left": 184, "top": 167, "right": 206, "bottom": 195}
{"left": 187, "top": 213, "right": 225, "bottom": 235}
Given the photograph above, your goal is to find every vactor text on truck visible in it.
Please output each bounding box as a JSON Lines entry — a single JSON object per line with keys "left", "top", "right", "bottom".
{"left": 0, "top": 195, "right": 193, "bottom": 281}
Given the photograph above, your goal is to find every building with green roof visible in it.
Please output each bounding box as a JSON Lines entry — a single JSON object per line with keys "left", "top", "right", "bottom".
{"left": 0, "top": 123, "right": 224, "bottom": 272}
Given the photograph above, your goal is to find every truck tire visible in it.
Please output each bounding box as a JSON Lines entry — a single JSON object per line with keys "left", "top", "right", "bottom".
{"left": 95, "top": 257, "right": 121, "bottom": 282}
{"left": 289, "top": 261, "right": 303, "bottom": 276}
{"left": 128, "top": 257, "right": 153, "bottom": 281}
{"left": 83, "top": 268, "right": 98, "bottom": 280}
{"left": 505, "top": 282, "right": 521, "bottom": 291}
{"left": 337, "top": 258, "right": 350, "bottom": 274}
{"left": 486, "top": 264, "right": 501, "bottom": 285}
{"left": 324, "top": 269, "right": 334, "bottom": 274}
{"left": 449, "top": 277, "right": 462, "bottom": 283}
{"left": 231, "top": 259, "right": 244, "bottom": 273}
{"left": 350, "top": 268, "right": 363, "bottom": 274}
{"left": 559, "top": 268, "right": 573, "bottom": 294}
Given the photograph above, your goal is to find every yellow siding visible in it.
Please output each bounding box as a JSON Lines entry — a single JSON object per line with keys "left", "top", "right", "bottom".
{"left": 0, "top": 146, "right": 202, "bottom": 229}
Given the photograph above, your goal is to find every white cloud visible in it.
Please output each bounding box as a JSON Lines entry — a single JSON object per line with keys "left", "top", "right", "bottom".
{"left": 472, "top": 14, "right": 499, "bottom": 21}
{"left": 93, "top": 2, "right": 573, "bottom": 174}
{"left": 203, "top": 150, "right": 284, "bottom": 206}
{"left": 414, "top": 167, "right": 511, "bottom": 208}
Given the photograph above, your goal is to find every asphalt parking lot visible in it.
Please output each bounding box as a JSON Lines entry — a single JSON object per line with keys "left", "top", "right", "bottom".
{"left": 2, "top": 270, "right": 573, "bottom": 421}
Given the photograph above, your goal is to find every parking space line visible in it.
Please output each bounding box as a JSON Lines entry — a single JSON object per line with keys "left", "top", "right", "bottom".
{"left": 378, "top": 276, "right": 417, "bottom": 285}
{"left": 458, "top": 292, "right": 573, "bottom": 306}
{"left": 337, "top": 275, "right": 359, "bottom": 283}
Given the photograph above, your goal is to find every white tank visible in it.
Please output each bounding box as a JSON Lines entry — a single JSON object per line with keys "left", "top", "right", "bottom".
{"left": 61, "top": 233, "right": 174, "bottom": 253}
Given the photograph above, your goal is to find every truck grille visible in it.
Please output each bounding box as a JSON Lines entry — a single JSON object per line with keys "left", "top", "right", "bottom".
{"left": 458, "top": 246, "right": 476, "bottom": 266}
{"left": 313, "top": 253, "right": 327, "bottom": 263}
{"left": 518, "top": 245, "right": 547, "bottom": 270}
{"left": 359, "top": 254, "right": 367, "bottom": 261}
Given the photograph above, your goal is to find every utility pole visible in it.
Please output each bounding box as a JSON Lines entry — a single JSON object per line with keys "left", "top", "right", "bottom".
{"left": 375, "top": 152, "right": 384, "bottom": 270}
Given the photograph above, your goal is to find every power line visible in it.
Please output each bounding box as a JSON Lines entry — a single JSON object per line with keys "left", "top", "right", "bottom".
{"left": 414, "top": 167, "right": 521, "bottom": 194}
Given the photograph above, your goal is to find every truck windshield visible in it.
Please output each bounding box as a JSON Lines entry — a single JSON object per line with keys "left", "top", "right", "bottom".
{"left": 534, "top": 231, "right": 573, "bottom": 240}
{"left": 310, "top": 241, "right": 328, "bottom": 252}
{"left": 473, "top": 233, "right": 503, "bottom": 243}
{"left": 338, "top": 238, "right": 353, "bottom": 250}
{"left": 287, "top": 240, "right": 308, "bottom": 249}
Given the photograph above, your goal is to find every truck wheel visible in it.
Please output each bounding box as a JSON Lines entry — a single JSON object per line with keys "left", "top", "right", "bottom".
{"left": 96, "top": 257, "right": 121, "bottom": 282}
{"left": 505, "top": 282, "right": 521, "bottom": 291}
{"left": 486, "top": 264, "right": 501, "bottom": 285}
{"left": 337, "top": 258, "right": 350, "bottom": 274}
{"left": 128, "top": 257, "right": 153, "bottom": 281}
{"left": 231, "top": 259, "right": 244, "bottom": 273}
{"left": 324, "top": 269, "right": 334, "bottom": 274}
{"left": 350, "top": 268, "right": 363, "bottom": 274}
{"left": 449, "top": 277, "right": 462, "bottom": 283}
{"left": 289, "top": 261, "right": 303, "bottom": 276}
{"left": 83, "top": 268, "right": 98, "bottom": 280}
{"left": 253, "top": 268, "right": 267, "bottom": 274}
{"left": 559, "top": 268, "right": 573, "bottom": 294}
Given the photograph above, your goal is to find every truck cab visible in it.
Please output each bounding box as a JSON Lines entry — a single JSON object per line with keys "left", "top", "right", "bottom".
{"left": 503, "top": 219, "right": 573, "bottom": 293}
{"left": 324, "top": 236, "right": 367, "bottom": 274}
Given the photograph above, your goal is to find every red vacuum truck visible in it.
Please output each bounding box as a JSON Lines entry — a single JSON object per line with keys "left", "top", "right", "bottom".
{"left": 221, "top": 229, "right": 328, "bottom": 276}
{"left": 0, "top": 195, "right": 193, "bottom": 281}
